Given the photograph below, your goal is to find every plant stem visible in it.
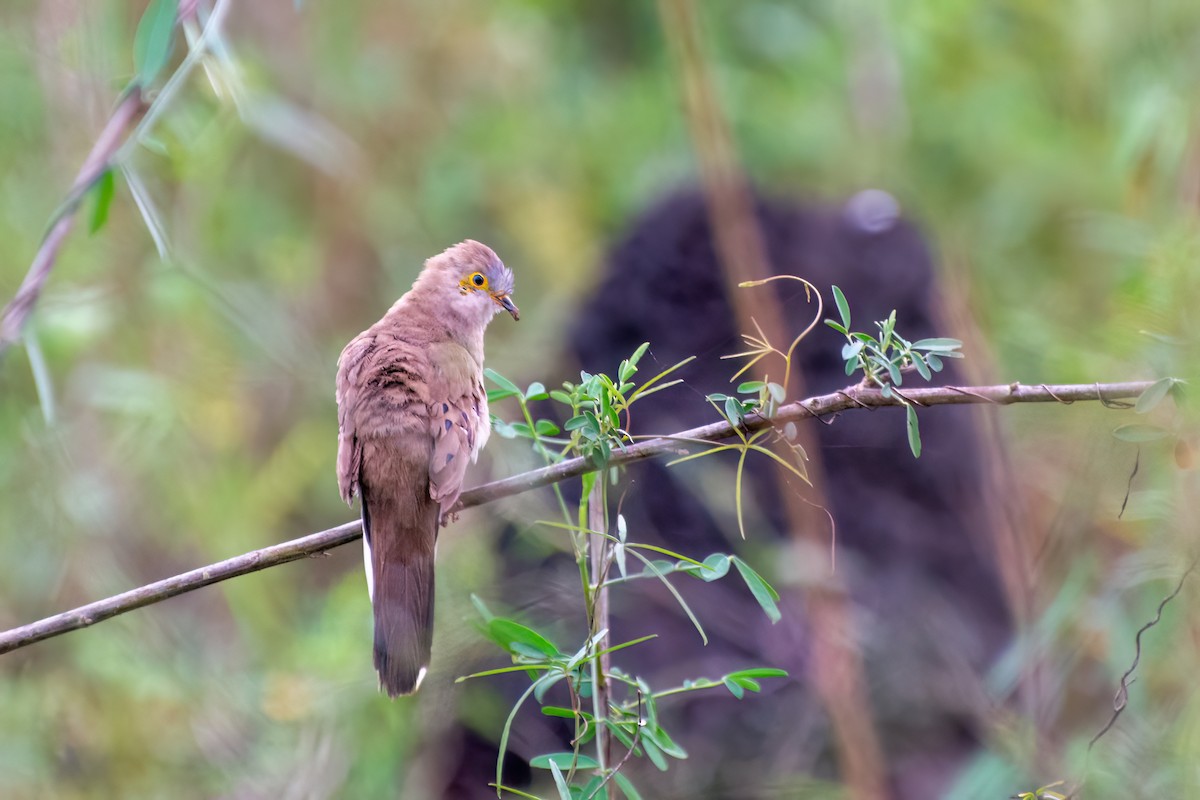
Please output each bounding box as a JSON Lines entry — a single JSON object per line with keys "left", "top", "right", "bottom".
{"left": 588, "top": 477, "right": 612, "bottom": 772}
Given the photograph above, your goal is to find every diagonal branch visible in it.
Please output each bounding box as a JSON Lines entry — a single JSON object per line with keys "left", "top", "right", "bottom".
{"left": 0, "top": 89, "right": 147, "bottom": 352}
{"left": 0, "top": 379, "right": 1157, "bottom": 655}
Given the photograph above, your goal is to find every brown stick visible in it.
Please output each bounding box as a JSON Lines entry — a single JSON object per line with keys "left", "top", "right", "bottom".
{"left": 0, "top": 379, "right": 1156, "bottom": 655}
{"left": 0, "top": 89, "right": 147, "bottom": 352}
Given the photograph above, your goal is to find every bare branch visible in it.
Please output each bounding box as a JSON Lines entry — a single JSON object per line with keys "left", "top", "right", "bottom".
{"left": 0, "top": 379, "right": 1158, "bottom": 655}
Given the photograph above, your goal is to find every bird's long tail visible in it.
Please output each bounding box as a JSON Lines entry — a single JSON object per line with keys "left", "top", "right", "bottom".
{"left": 361, "top": 484, "right": 438, "bottom": 697}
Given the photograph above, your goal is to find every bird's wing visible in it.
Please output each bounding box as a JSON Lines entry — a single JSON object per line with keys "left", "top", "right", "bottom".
{"left": 335, "top": 333, "right": 374, "bottom": 504}
{"left": 427, "top": 342, "right": 488, "bottom": 510}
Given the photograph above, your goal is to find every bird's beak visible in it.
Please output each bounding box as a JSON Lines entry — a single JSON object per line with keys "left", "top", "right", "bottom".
{"left": 493, "top": 293, "right": 520, "bottom": 321}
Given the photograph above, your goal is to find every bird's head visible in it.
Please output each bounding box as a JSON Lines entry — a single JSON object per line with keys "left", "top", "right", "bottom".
{"left": 416, "top": 240, "right": 519, "bottom": 327}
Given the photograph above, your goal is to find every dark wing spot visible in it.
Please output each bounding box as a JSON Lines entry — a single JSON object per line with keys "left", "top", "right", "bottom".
{"left": 445, "top": 453, "right": 455, "bottom": 465}
{"left": 442, "top": 403, "right": 449, "bottom": 413}
{"left": 444, "top": 419, "right": 453, "bottom": 431}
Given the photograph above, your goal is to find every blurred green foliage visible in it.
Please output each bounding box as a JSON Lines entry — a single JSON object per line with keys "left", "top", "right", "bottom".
{"left": 3, "top": 0, "right": 1200, "bottom": 797}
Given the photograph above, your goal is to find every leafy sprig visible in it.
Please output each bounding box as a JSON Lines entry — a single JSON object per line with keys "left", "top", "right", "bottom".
{"left": 824, "top": 285, "right": 963, "bottom": 457}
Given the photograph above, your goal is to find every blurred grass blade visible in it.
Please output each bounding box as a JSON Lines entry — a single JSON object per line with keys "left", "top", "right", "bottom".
{"left": 133, "top": 0, "right": 179, "bottom": 85}
{"left": 87, "top": 169, "right": 116, "bottom": 235}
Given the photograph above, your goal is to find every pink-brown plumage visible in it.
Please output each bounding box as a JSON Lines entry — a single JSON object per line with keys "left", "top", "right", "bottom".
{"left": 336, "top": 240, "right": 517, "bottom": 696}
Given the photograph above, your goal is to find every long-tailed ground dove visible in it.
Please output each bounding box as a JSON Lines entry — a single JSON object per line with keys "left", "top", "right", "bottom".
{"left": 335, "top": 241, "right": 518, "bottom": 696}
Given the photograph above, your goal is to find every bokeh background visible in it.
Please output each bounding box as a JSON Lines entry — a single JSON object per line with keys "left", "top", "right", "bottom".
{"left": 3, "top": 1, "right": 1200, "bottom": 798}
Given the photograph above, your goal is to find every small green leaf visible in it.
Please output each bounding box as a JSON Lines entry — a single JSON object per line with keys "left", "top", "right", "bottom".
{"left": 487, "top": 618, "right": 561, "bottom": 658}
{"left": 767, "top": 382, "right": 786, "bottom": 404}
{"left": 541, "top": 706, "right": 593, "bottom": 720}
{"left": 1112, "top": 424, "right": 1172, "bottom": 443}
{"left": 614, "top": 773, "right": 644, "bottom": 800}
{"left": 640, "top": 737, "right": 669, "bottom": 771}
{"left": 693, "top": 553, "right": 730, "bottom": 582}
{"left": 530, "top": 753, "right": 601, "bottom": 770}
{"left": 470, "top": 593, "right": 495, "bottom": 622}
{"left": 643, "top": 725, "right": 687, "bottom": 759}
{"left": 885, "top": 360, "right": 902, "bottom": 386}
{"left": 525, "top": 381, "right": 548, "bottom": 401}
{"left": 926, "top": 353, "right": 943, "bottom": 371}
{"left": 549, "top": 389, "right": 573, "bottom": 405}
{"left": 1135, "top": 377, "right": 1178, "bottom": 414}
{"left": 910, "top": 337, "right": 963, "bottom": 352}
{"left": 548, "top": 762, "right": 571, "bottom": 800}
{"left": 906, "top": 403, "right": 921, "bottom": 458}
{"left": 485, "top": 368, "right": 521, "bottom": 395}
{"left": 824, "top": 319, "right": 848, "bottom": 334}
{"left": 726, "top": 667, "right": 788, "bottom": 679}
{"left": 87, "top": 169, "right": 116, "bottom": 234}
{"left": 132, "top": 0, "right": 179, "bottom": 85}
{"left": 736, "top": 380, "right": 766, "bottom": 393}
{"left": 491, "top": 418, "right": 519, "bottom": 439}
{"left": 832, "top": 284, "right": 851, "bottom": 328}
{"left": 724, "top": 396, "right": 743, "bottom": 425}
{"left": 534, "top": 419, "right": 561, "bottom": 436}
{"left": 731, "top": 558, "right": 781, "bottom": 623}
{"left": 629, "top": 341, "right": 650, "bottom": 367}
{"left": 730, "top": 675, "right": 761, "bottom": 693}
{"left": 723, "top": 676, "right": 745, "bottom": 699}
{"left": 912, "top": 352, "right": 931, "bottom": 381}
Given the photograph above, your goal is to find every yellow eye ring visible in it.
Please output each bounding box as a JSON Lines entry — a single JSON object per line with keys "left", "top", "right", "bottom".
{"left": 470, "top": 272, "right": 486, "bottom": 288}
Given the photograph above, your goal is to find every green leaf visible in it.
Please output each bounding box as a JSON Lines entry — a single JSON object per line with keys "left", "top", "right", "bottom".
{"left": 910, "top": 337, "right": 963, "bottom": 352}
{"left": 470, "top": 593, "right": 495, "bottom": 622}
{"left": 549, "top": 389, "right": 573, "bottom": 405}
{"left": 534, "top": 419, "right": 561, "bottom": 436}
{"left": 525, "top": 381, "right": 548, "bottom": 401}
{"left": 723, "top": 675, "right": 745, "bottom": 699}
{"left": 1112, "top": 424, "right": 1172, "bottom": 443}
{"left": 629, "top": 341, "right": 650, "bottom": 367}
{"left": 1135, "top": 377, "right": 1178, "bottom": 414}
{"left": 485, "top": 368, "right": 522, "bottom": 396}
{"left": 906, "top": 403, "right": 921, "bottom": 458}
{"left": 530, "top": 753, "right": 601, "bottom": 770}
{"left": 736, "top": 380, "right": 765, "bottom": 393}
{"left": 541, "top": 706, "right": 593, "bottom": 721}
{"left": 912, "top": 352, "right": 931, "bottom": 381}
{"left": 487, "top": 388, "right": 520, "bottom": 403}
{"left": 730, "top": 675, "right": 761, "bottom": 693}
{"left": 824, "top": 319, "right": 848, "bottom": 335}
{"left": 885, "top": 360, "right": 902, "bottom": 386}
{"left": 689, "top": 553, "right": 730, "bottom": 582}
{"left": 487, "top": 618, "right": 561, "bottom": 658}
{"left": 726, "top": 667, "right": 788, "bottom": 679}
{"left": 548, "top": 762, "right": 571, "bottom": 800}
{"left": 731, "top": 558, "right": 781, "bottom": 623}
{"left": 767, "top": 382, "right": 786, "bottom": 404}
{"left": 614, "top": 773, "right": 644, "bottom": 800}
{"left": 564, "top": 414, "right": 590, "bottom": 432}
{"left": 132, "top": 0, "right": 179, "bottom": 85}
{"left": 926, "top": 353, "right": 943, "bottom": 371}
{"left": 644, "top": 725, "right": 687, "bottom": 759}
{"left": 87, "top": 169, "right": 116, "bottom": 235}
{"left": 724, "top": 396, "right": 743, "bottom": 425}
{"left": 831, "top": 284, "right": 851, "bottom": 328}
{"left": 640, "top": 737, "right": 669, "bottom": 771}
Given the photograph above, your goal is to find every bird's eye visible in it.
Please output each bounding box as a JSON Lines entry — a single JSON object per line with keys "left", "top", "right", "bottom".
{"left": 471, "top": 273, "right": 486, "bottom": 287}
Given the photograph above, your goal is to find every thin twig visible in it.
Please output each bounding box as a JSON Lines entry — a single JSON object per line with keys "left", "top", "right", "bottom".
{"left": 0, "top": 89, "right": 147, "bottom": 352}
{"left": 0, "top": 379, "right": 1158, "bottom": 655}
{"left": 1087, "top": 556, "right": 1198, "bottom": 750}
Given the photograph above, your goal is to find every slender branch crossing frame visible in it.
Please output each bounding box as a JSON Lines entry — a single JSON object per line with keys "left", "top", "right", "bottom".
{"left": 0, "top": 379, "right": 1154, "bottom": 655}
